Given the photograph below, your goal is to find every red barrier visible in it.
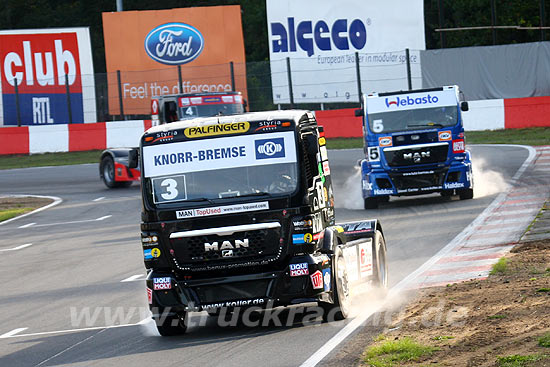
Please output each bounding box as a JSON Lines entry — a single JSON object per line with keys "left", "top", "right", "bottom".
{"left": 314, "top": 108, "right": 363, "bottom": 138}
{"left": 143, "top": 119, "right": 153, "bottom": 131}
{"left": 0, "top": 127, "right": 29, "bottom": 155}
{"left": 504, "top": 96, "right": 550, "bottom": 128}
{"left": 68, "top": 123, "right": 107, "bottom": 152}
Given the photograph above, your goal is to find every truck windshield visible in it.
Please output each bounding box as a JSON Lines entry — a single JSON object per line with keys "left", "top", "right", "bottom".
{"left": 149, "top": 162, "right": 298, "bottom": 205}
{"left": 367, "top": 106, "right": 458, "bottom": 134}
{"left": 179, "top": 103, "right": 244, "bottom": 120}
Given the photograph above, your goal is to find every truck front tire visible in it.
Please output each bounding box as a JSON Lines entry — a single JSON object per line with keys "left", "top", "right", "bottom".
{"left": 459, "top": 188, "right": 474, "bottom": 200}
{"left": 320, "top": 247, "right": 350, "bottom": 321}
{"left": 155, "top": 312, "right": 187, "bottom": 336}
{"left": 100, "top": 155, "right": 132, "bottom": 188}
{"left": 364, "top": 197, "right": 378, "bottom": 210}
{"left": 373, "top": 230, "right": 388, "bottom": 290}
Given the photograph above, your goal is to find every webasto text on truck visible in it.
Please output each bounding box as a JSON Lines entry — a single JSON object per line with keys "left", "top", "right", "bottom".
{"left": 136, "top": 110, "right": 388, "bottom": 335}
{"left": 357, "top": 86, "right": 474, "bottom": 209}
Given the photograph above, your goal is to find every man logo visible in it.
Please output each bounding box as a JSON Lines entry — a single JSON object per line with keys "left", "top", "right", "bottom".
{"left": 403, "top": 151, "right": 430, "bottom": 163}
{"left": 204, "top": 239, "right": 249, "bottom": 252}
{"left": 255, "top": 137, "right": 286, "bottom": 159}
{"left": 222, "top": 249, "right": 234, "bottom": 257}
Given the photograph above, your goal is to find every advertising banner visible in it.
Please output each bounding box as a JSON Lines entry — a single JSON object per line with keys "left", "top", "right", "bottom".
{"left": 102, "top": 6, "right": 247, "bottom": 116}
{"left": 266, "top": 0, "right": 425, "bottom": 104}
{"left": 0, "top": 27, "right": 96, "bottom": 125}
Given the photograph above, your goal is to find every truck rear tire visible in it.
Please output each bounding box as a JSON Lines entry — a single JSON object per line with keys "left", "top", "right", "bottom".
{"left": 320, "top": 247, "right": 350, "bottom": 321}
{"left": 364, "top": 197, "right": 378, "bottom": 209}
{"left": 459, "top": 188, "right": 474, "bottom": 200}
{"left": 155, "top": 312, "right": 187, "bottom": 336}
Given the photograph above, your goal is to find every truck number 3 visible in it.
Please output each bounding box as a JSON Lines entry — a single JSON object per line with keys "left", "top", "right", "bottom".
{"left": 161, "top": 178, "right": 179, "bottom": 200}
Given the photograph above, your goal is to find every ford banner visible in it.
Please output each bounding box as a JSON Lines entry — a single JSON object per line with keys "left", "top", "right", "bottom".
{"left": 0, "top": 27, "right": 96, "bottom": 125}
{"left": 266, "top": 0, "right": 425, "bottom": 104}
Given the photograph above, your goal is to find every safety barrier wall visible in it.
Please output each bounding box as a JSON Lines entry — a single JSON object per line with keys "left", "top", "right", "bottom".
{"left": 0, "top": 96, "right": 549, "bottom": 155}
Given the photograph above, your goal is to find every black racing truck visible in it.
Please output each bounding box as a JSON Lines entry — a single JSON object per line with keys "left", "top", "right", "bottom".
{"left": 99, "top": 91, "right": 245, "bottom": 188}
{"left": 133, "top": 110, "right": 388, "bottom": 335}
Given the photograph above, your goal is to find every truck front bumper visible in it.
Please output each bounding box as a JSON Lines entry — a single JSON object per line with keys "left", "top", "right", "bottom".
{"left": 145, "top": 253, "right": 332, "bottom": 314}
{"left": 361, "top": 157, "right": 473, "bottom": 198}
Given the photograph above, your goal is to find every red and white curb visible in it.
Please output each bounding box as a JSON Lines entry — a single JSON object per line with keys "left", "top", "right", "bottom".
{"left": 409, "top": 145, "right": 549, "bottom": 289}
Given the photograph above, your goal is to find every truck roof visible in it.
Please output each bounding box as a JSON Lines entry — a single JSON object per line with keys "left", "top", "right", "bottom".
{"left": 151, "top": 91, "right": 242, "bottom": 99}
{"left": 145, "top": 110, "right": 312, "bottom": 134}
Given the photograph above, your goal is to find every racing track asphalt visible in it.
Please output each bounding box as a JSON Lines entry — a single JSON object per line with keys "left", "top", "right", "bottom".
{"left": 0, "top": 145, "right": 529, "bottom": 367}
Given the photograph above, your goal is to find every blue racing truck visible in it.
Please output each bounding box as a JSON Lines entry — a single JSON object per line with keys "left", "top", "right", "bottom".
{"left": 356, "top": 86, "right": 473, "bottom": 209}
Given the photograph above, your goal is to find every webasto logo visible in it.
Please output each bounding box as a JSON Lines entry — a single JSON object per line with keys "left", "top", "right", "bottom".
{"left": 385, "top": 94, "right": 439, "bottom": 108}
{"left": 270, "top": 17, "right": 367, "bottom": 57}
{"left": 144, "top": 23, "right": 204, "bottom": 65}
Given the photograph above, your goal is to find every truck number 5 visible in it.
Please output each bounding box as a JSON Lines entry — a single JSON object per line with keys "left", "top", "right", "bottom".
{"left": 368, "top": 147, "right": 380, "bottom": 162}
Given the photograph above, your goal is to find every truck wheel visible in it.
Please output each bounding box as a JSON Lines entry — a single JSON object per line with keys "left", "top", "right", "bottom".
{"left": 372, "top": 230, "right": 388, "bottom": 290}
{"left": 440, "top": 190, "right": 453, "bottom": 197}
{"left": 155, "top": 312, "right": 187, "bottom": 336}
{"left": 459, "top": 188, "right": 474, "bottom": 200}
{"left": 100, "top": 156, "right": 132, "bottom": 188}
{"left": 364, "top": 197, "right": 378, "bottom": 210}
{"left": 320, "top": 247, "right": 350, "bottom": 321}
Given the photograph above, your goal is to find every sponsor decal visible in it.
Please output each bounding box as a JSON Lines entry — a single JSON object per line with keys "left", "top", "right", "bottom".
{"left": 444, "top": 182, "right": 465, "bottom": 189}
{"left": 313, "top": 232, "right": 324, "bottom": 241}
{"left": 359, "top": 241, "right": 373, "bottom": 277}
{"left": 402, "top": 170, "right": 434, "bottom": 176}
{"left": 318, "top": 137, "right": 326, "bottom": 146}
{"left": 322, "top": 161, "right": 331, "bottom": 175}
{"left": 343, "top": 246, "right": 359, "bottom": 281}
{"left": 363, "top": 180, "right": 373, "bottom": 191}
{"left": 310, "top": 270, "right": 323, "bottom": 289}
{"left": 153, "top": 277, "right": 172, "bottom": 290}
{"left": 374, "top": 188, "right": 394, "bottom": 195}
{"left": 378, "top": 137, "right": 392, "bottom": 147}
{"left": 147, "top": 288, "right": 153, "bottom": 304}
{"left": 452, "top": 139, "right": 465, "bottom": 153}
{"left": 144, "top": 249, "right": 153, "bottom": 260}
{"left": 438, "top": 130, "right": 452, "bottom": 141}
{"left": 322, "top": 268, "right": 331, "bottom": 291}
{"left": 255, "top": 137, "right": 286, "bottom": 159}
{"left": 144, "top": 23, "right": 204, "bottom": 65}
{"left": 151, "top": 248, "right": 161, "bottom": 258}
{"left": 320, "top": 146, "right": 328, "bottom": 161}
{"left": 293, "top": 219, "right": 312, "bottom": 230}
{"left": 151, "top": 99, "right": 159, "bottom": 115}
{"left": 176, "top": 201, "right": 269, "bottom": 219}
{"left": 202, "top": 298, "right": 266, "bottom": 310}
{"left": 386, "top": 94, "right": 439, "bottom": 108}
{"left": 221, "top": 95, "right": 234, "bottom": 103}
{"left": 292, "top": 234, "right": 305, "bottom": 244}
{"left": 271, "top": 17, "right": 368, "bottom": 57}
{"left": 289, "top": 262, "right": 309, "bottom": 277}
{"left": 304, "top": 233, "right": 313, "bottom": 243}
{"left": 254, "top": 120, "right": 283, "bottom": 132}
{"left": 341, "top": 221, "right": 373, "bottom": 233}
{"left": 403, "top": 150, "right": 430, "bottom": 163}
{"left": 184, "top": 122, "right": 250, "bottom": 138}
{"left": 204, "top": 239, "right": 249, "bottom": 252}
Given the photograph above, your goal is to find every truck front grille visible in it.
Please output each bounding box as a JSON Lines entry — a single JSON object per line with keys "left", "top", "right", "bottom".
{"left": 195, "top": 279, "right": 271, "bottom": 304}
{"left": 383, "top": 143, "right": 449, "bottom": 167}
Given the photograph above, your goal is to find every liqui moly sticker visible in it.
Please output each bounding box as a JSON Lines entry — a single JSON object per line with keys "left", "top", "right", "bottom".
{"left": 153, "top": 277, "right": 171, "bottom": 290}
{"left": 310, "top": 270, "right": 323, "bottom": 289}
{"left": 322, "top": 161, "right": 330, "bottom": 175}
{"left": 289, "top": 262, "right": 309, "bottom": 277}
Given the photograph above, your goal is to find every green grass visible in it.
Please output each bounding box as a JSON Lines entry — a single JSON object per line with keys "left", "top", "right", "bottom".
{"left": 0, "top": 150, "right": 102, "bottom": 170}
{"left": 326, "top": 137, "right": 363, "bottom": 150}
{"left": 539, "top": 333, "right": 550, "bottom": 348}
{"left": 0, "top": 208, "right": 32, "bottom": 222}
{"left": 497, "top": 354, "right": 545, "bottom": 367}
{"left": 488, "top": 314, "right": 507, "bottom": 319}
{"left": 490, "top": 257, "right": 509, "bottom": 275}
{"left": 363, "top": 337, "right": 439, "bottom": 367}
{"left": 432, "top": 335, "right": 454, "bottom": 340}
{"left": 536, "top": 288, "right": 550, "bottom": 293}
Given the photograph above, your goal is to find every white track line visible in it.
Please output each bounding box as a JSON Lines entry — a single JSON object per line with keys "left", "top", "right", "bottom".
{"left": 0, "top": 195, "right": 62, "bottom": 226}
{"left": 0, "top": 243, "right": 33, "bottom": 252}
{"left": 120, "top": 274, "right": 145, "bottom": 282}
{"left": 0, "top": 328, "right": 28, "bottom": 338}
{"left": 299, "top": 144, "right": 537, "bottom": 367}
{"left": 93, "top": 197, "right": 106, "bottom": 202}
{"left": 30, "top": 215, "right": 112, "bottom": 228}
{"left": 18, "top": 222, "right": 35, "bottom": 229}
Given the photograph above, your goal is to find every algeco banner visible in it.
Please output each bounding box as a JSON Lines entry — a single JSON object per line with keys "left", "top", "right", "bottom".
{"left": 266, "top": 0, "right": 426, "bottom": 104}
{"left": 102, "top": 6, "right": 247, "bottom": 116}
{"left": 0, "top": 28, "right": 96, "bottom": 125}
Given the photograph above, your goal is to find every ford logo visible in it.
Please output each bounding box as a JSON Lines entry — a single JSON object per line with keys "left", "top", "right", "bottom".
{"left": 144, "top": 23, "right": 204, "bottom": 65}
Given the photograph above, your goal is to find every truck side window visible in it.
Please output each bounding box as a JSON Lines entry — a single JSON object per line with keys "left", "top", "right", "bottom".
{"left": 302, "top": 132, "right": 319, "bottom": 187}
{"left": 164, "top": 101, "right": 178, "bottom": 123}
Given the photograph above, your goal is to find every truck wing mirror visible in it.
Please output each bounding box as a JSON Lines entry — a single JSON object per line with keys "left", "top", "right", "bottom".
{"left": 354, "top": 108, "right": 364, "bottom": 117}
{"left": 460, "top": 101, "right": 469, "bottom": 112}
{"left": 128, "top": 148, "right": 139, "bottom": 169}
